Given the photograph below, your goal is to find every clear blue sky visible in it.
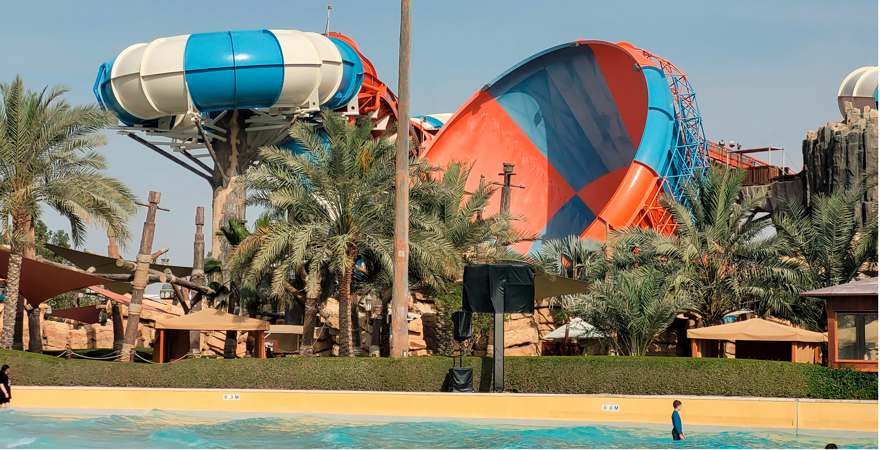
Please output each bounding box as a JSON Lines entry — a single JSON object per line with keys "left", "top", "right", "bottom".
{"left": 1, "top": 0, "right": 876, "bottom": 266}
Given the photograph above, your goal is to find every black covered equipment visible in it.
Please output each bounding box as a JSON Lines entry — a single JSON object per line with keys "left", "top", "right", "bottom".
{"left": 444, "top": 367, "right": 474, "bottom": 392}
{"left": 462, "top": 264, "right": 535, "bottom": 314}
{"left": 452, "top": 310, "right": 473, "bottom": 342}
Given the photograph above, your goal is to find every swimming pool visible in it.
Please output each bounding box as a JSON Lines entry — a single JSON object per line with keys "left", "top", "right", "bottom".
{"left": 0, "top": 409, "right": 876, "bottom": 448}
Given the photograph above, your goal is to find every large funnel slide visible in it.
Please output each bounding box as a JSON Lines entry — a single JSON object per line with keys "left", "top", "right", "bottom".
{"left": 423, "top": 41, "right": 688, "bottom": 253}
{"left": 94, "top": 29, "right": 366, "bottom": 127}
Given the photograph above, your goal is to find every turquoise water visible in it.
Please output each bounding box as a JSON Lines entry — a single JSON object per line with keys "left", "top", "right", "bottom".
{"left": 0, "top": 409, "right": 876, "bottom": 448}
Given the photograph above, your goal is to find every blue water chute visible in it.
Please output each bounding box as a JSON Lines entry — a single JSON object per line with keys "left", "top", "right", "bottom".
{"left": 184, "top": 29, "right": 285, "bottom": 112}
{"left": 93, "top": 60, "right": 145, "bottom": 126}
{"left": 323, "top": 37, "right": 364, "bottom": 110}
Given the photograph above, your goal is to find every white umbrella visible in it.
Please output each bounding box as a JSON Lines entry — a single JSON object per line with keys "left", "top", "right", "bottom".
{"left": 543, "top": 317, "right": 605, "bottom": 340}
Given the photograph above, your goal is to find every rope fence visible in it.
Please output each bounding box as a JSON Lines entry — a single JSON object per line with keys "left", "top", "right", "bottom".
{"left": 52, "top": 348, "right": 194, "bottom": 364}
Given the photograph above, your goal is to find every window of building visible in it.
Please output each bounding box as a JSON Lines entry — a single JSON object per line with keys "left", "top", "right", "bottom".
{"left": 837, "top": 312, "right": 878, "bottom": 361}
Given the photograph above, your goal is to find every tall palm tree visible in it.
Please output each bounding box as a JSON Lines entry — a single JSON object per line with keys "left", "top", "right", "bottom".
{"left": 0, "top": 76, "right": 135, "bottom": 350}
{"left": 661, "top": 168, "right": 801, "bottom": 325}
{"left": 771, "top": 186, "right": 877, "bottom": 328}
{"left": 231, "top": 111, "right": 457, "bottom": 356}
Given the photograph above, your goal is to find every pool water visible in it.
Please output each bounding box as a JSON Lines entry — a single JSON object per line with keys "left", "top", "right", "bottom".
{"left": 0, "top": 409, "right": 876, "bottom": 449}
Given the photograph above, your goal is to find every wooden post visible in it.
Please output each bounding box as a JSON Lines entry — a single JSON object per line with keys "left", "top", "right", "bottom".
{"left": 390, "top": 0, "right": 412, "bottom": 358}
{"left": 790, "top": 341, "right": 797, "bottom": 363}
{"left": 120, "top": 191, "right": 163, "bottom": 362}
{"left": 154, "top": 329, "right": 166, "bottom": 363}
{"left": 827, "top": 306, "right": 837, "bottom": 368}
{"left": 690, "top": 339, "right": 701, "bottom": 358}
{"left": 255, "top": 331, "right": 266, "bottom": 359}
{"left": 106, "top": 231, "right": 125, "bottom": 353}
{"left": 190, "top": 207, "right": 206, "bottom": 354}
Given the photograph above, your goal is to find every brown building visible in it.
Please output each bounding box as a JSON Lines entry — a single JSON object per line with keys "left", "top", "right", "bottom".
{"left": 802, "top": 278, "right": 878, "bottom": 373}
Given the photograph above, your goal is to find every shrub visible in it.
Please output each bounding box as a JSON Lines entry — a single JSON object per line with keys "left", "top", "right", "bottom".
{"left": 1, "top": 350, "right": 875, "bottom": 399}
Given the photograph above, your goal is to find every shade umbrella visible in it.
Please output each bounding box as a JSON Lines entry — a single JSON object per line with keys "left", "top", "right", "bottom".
{"left": 0, "top": 247, "right": 113, "bottom": 308}
{"left": 543, "top": 318, "right": 605, "bottom": 340}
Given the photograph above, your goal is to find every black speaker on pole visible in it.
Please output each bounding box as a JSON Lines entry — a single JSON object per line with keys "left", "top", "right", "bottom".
{"left": 452, "top": 310, "right": 473, "bottom": 342}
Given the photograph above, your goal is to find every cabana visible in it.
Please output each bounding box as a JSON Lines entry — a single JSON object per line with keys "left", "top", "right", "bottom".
{"left": 802, "top": 278, "right": 878, "bottom": 372}
{"left": 152, "top": 308, "right": 269, "bottom": 362}
{"left": 265, "top": 324, "right": 304, "bottom": 355}
{"left": 688, "top": 318, "right": 826, "bottom": 364}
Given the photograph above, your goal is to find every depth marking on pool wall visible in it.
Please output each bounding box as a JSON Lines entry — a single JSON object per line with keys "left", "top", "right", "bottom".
{"left": 223, "top": 393, "right": 241, "bottom": 401}
{"left": 601, "top": 403, "right": 620, "bottom": 412}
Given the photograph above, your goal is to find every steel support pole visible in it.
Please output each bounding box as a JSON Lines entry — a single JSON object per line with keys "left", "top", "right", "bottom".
{"left": 493, "top": 311, "right": 504, "bottom": 392}
{"left": 493, "top": 162, "right": 517, "bottom": 392}
{"left": 390, "top": 0, "right": 412, "bottom": 358}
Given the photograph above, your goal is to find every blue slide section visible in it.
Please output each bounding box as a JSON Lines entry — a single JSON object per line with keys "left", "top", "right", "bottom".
{"left": 325, "top": 37, "right": 365, "bottom": 110}
{"left": 489, "top": 45, "right": 637, "bottom": 193}
{"left": 633, "top": 66, "right": 675, "bottom": 175}
{"left": 184, "top": 30, "right": 284, "bottom": 112}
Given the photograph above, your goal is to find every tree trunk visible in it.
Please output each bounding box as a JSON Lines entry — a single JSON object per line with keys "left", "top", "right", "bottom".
{"left": 337, "top": 263, "right": 355, "bottom": 357}
{"left": 12, "top": 214, "right": 37, "bottom": 351}
{"left": 369, "top": 299, "right": 385, "bottom": 357}
{"left": 301, "top": 295, "right": 319, "bottom": 355}
{"left": 223, "top": 293, "right": 238, "bottom": 359}
{"left": 111, "top": 302, "right": 124, "bottom": 352}
{"left": 27, "top": 306, "right": 42, "bottom": 353}
{"left": 0, "top": 254, "right": 22, "bottom": 349}
{"left": 351, "top": 294, "right": 361, "bottom": 352}
{"left": 301, "top": 269, "right": 321, "bottom": 355}
{"left": 209, "top": 110, "right": 249, "bottom": 262}
{"left": 12, "top": 293, "right": 24, "bottom": 350}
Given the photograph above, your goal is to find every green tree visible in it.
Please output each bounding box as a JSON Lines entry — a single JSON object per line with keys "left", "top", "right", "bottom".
{"left": 406, "top": 162, "right": 526, "bottom": 355}
{"left": 661, "top": 168, "right": 801, "bottom": 325}
{"left": 0, "top": 76, "right": 135, "bottom": 351}
{"left": 230, "top": 111, "right": 458, "bottom": 356}
{"left": 539, "top": 228, "right": 687, "bottom": 356}
{"left": 771, "top": 186, "right": 877, "bottom": 328}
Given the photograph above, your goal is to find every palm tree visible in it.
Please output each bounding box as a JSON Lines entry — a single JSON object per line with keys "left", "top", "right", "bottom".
{"left": 231, "top": 111, "right": 458, "bottom": 356}
{"left": 661, "top": 168, "right": 801, "bottom": 325}
{"left": 0, "top": 76, "right": 135, "bottom": 350}
{"left": 539, "top": 228, "right": 687, "bottom": 356}
{"left": 771, "top": 186, "right": 877, "bottom": 328}
{"left": 409, "top": 161, "right": 527, "bottom": 288}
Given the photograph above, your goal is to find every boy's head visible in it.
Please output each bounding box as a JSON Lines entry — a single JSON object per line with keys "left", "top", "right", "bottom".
{"left": 673, "top": 400, "right": 682, "bottom": 409}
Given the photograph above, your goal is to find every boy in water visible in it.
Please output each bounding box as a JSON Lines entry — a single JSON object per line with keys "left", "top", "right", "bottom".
{"left": 671, "top": 400, "right": 685, "bottom": 441}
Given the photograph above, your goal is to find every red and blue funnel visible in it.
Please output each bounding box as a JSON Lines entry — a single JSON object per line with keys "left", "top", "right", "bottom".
{"left": 423, "top": 40, "right": 699, "bottom": 253}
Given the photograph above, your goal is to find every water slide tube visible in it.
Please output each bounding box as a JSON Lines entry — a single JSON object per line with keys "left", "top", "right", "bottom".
{"left": 94, "top": 29, "right": 367, "bottom": 130}
{"left": 422, "top": 40, "right": 685, "bottom": 253}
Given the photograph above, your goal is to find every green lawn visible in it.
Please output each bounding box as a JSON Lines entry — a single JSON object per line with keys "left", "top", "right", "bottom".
{"left": 1, "top": 350, "right": 875, "bottom": 399}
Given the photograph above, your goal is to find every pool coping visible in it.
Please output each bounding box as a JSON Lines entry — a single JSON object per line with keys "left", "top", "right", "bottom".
{"left": 12, "top": 386, "right": 878, "bottom": 434}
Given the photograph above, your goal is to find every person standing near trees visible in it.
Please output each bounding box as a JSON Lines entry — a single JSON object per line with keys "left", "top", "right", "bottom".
{"left": 671, "top": 399, "right": 685, "bottom": 441}
{"left": 0, "top": 365, "right": 11, "bottom": 408}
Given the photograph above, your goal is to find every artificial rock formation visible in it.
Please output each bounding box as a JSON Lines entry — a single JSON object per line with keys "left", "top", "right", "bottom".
{"left": 803, "top": 105, "right": 878, "bottom": 225}
{"left": 5, "top": 298, "right": 246, "bottom": 357}
{"left": 311, "top": 293, "right": 557, "bottom": 357}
